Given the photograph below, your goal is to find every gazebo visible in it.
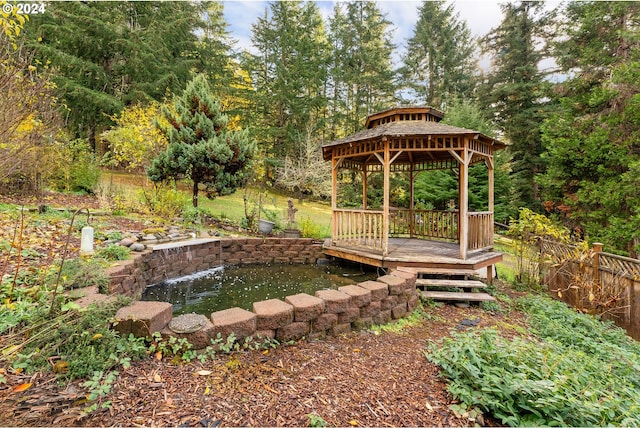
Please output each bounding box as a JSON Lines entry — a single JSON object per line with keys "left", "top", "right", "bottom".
{"left": 322, "top": 106, "right": 505, "bottom": 275}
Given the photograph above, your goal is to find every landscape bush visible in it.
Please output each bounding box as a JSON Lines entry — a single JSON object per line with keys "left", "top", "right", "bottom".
{"left": 427, "top": 295, "right": 640, "bottom": 426}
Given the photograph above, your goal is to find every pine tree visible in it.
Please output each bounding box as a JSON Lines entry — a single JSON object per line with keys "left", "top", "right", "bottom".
{"left": 539, "top": 2, "right": 640, "bottom": 254}
{"left": 328, "top": 1, "right": 396, "bottom": 136}
{"left": 148, "top": 75, "right": 256, "bottom": 208}
{"left": 24, "top": 1, "right": 224, "bottom": 149}
{"left": 401, "top": 0, "right": 476, "bottom": 107}
{"left": 249, "top": 1, "right": 329, "bottom": 160}
{"left": 479, "top": 1, "right": 551, "bottom": 211}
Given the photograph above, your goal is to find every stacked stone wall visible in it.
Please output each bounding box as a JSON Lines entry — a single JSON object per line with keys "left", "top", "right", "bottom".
{"left": 114, "top": 270, "right": 420, "bottom": 347}
{"left": 107, "top": 238, "right": 326, "bottom": 299}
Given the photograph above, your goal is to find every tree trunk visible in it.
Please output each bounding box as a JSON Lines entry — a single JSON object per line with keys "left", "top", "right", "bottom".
{"left": 192, "top": 181, "right": 199, "bottom": 208}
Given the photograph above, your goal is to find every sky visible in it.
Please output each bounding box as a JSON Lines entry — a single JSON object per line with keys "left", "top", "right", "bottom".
{"left": 222, "top": 0, "right": 506, "bottom": 61}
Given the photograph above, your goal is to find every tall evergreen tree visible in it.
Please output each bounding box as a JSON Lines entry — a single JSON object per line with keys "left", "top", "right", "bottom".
{"left": 24, "top": 1, "right": 229, "bottom": 149}
{"left": 148, "top": 75, "right": 256, "bottom": 208}
{"left": 539, "top": 2, "right": 640, "bottom": 254}
{"left": 479, "top": 1, "right": 551, "bottom": 211}
{"left": 249, "top": 1, "right": 330, "bottom": 161}
{"left": 328, "top": 1, "right": 396, "bottom": 136}
{"left": 400, "top": 0, "right": 475, "bottom": 107}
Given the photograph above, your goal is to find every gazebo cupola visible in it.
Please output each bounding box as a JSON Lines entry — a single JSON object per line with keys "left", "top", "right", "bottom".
{"left": 322, "top": 106, "right": 506, "bottom": 264}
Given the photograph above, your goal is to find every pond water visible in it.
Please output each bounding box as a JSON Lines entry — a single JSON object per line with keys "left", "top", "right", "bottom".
{"left": 141, "top": 263, "right": 378, "bottom": 315}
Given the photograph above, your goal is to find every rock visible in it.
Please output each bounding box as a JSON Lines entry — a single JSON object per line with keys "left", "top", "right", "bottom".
{"left": 119, "top": 238, "right": 135, "bottom": 247}
{"left": 169, "top": 313, "right": 209, "bottom": 333}
{"left": 143, "top": 234, "right": 157, "bottom": 241}
{"left": 198, "top": 230, "right": 210, "bottom": 238}
{"left": 130, "top": 243, "right": 146, "bottom": 252}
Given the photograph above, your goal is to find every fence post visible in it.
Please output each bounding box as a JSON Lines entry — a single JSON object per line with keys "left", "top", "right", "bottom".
{"left": 593, "top": 243, "right": 603, "bottom": 290}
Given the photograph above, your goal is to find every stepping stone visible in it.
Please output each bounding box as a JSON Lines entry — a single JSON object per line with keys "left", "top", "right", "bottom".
{"left": 169, "top": 313, "right": 208, "bottom": 333}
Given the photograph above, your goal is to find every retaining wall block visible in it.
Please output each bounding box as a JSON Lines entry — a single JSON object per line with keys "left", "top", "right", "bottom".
{"left": 315, "top": 289, "right": 351, "bottom": 314}
{"left": 373, "top": 310, "right": 392, "bottom": 325}
{"left": 211, "top": 307, "right": 257, "bottom": 340}
{"left": 337, "top": 305, "right": 360, "bottom": 324}
{"left": 391, "top": 303, "right": 408, "bottom": 320}
{"left": 338, "top": 285, "right": 371, "bottom": 307}
{"left": 353, "top": 317, "right": 373, "bottom": 330}
{"left": 253, "top": 299, "right": 294, "bottom": 330}
{"left": 276, "top": 321, "right": 310, "bottom": 342}
{"left": 113, "top": 301, "right": 173, "bottom": 337}
{"left": 407, "top": 294, "right": 420, "bottom": 312}
{"left": 284, "top": 293, "right": 325, "bottom": 322}
{"left": 330, "top": 322, "right": 351, "bottom": 336}
{"left": 380, "top": 295, "right": 399, "bottom": 311}
{"left": 377, "top": 275, "right": 406, "bottom": 295}
{"left": 390, "top": 269, "right": 416, "bottom": 288}
{"left": 312, "top": 313, "right": 338, "bottom": 331}
{"left": 360, "top": 300, "right": 381, "bottom": 318}
{"left": 357, "top": 280, "right": 389, "bottom": 301}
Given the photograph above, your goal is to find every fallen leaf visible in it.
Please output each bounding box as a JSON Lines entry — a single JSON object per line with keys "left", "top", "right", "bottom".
{"left": 349, "top": 419, "right": 359, "bottom": 426}
{"left": 263, "top": 384, "right": 280, "bottom": 394}
{"left": 92, "top": 333, "right": 103, "bottom": 340}
{"left": 153, "top": 374, "right": 162, "bottom": 382}
{"left": 197, "top": 370, "right": 212, "bottom": 376}
{"left": 557, "top": 291, "right": 563, "bottom": 298}
{"left": 155, "top": 351, "right": 162, "bottom": 360}
{"left": 12, "top": 383, "right": 32, "bottom": 393}
{"left": 204, "top": 386, "right": 211, "bottom": 395}
{"left": 53, "top": 361, "right": 69, "bottom": 374}
{"left": 352, "top": 348, "right": 361, "bottom": 353}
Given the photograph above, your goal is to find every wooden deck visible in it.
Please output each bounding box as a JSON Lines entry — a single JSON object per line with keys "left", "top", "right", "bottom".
{"left": 323, "top": 237, "right": 502, "bottom": 271}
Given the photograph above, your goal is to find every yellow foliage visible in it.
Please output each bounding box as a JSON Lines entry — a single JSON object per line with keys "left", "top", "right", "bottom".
{"left": 101, "top": 101, "right": 169, "bottom": 171}
{"left": 1, "top": 0, "right": 28, "bottom": 42}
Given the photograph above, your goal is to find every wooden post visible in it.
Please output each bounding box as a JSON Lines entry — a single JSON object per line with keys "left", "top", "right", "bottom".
{"left": 409, "top": 167, "right": 415, "bottom": 238}
{"left": 362, "top": 170, "right": 368, "bottom": 210}
{"left": 331, "top": 155, "right": 338, "bottom": 244}
{"left": 459, "top": 146, "right": 469, "bottom": 260}
{"left": 382, "top": 138, "right": 390, "bottom": 257}
{"left": 487, "top": 157, "right": 494, "bottom": 214}
{"left": 593, "top": 242, "right": 603, "bottom": 291}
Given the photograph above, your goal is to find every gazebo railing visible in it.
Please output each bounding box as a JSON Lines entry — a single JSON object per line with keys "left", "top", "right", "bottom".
{"left": 333, "top": 209, "right": 384, "bottom": 251}
{"left": 390, "top": 209, "right": 458, "bottom": 241}
{"left": 467, "top": 211, "right": 494, "bottom": 251}
{"left": 332, "top": 208, "right": 494, "bottom": 254}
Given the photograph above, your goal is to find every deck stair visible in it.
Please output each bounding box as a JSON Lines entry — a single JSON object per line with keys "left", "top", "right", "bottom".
{"left": 398, "top": 267, "right": 496, "bottom": 303}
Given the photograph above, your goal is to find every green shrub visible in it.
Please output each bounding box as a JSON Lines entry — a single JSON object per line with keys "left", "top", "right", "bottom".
{"left": 49, "top": 139, "right": 101, "bottom": 194}
{"left": 427, "top": 295, "right": 640, "bottom": 426}
{"left": 95, "top": 244, "right": 130, "bottom": 262}
{"left": 299, "top": 216, "right": 324, "bottom": 238}
{"left": 139, "top": 185, "right": 189, "bottom": 218}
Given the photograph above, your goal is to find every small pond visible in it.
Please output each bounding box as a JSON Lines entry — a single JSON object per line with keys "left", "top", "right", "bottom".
{"left": 141, "top": 262, "right": 378, "bottom": 315}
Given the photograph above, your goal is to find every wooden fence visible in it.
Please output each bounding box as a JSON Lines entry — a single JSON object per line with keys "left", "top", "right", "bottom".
{"left": 389, "top": 209, "right": 458, "bottom": 241}
{"left": 540, "top": 240, "right": 640, "bottom": 340}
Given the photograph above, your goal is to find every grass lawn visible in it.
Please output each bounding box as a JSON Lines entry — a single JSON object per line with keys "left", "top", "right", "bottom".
{"left": 100, "top": 171, "right": 332, "bottom": 237}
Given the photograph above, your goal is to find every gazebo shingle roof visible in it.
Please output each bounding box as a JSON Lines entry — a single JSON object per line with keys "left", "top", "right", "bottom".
{"left": 322, "top": 121, "right": 488, "bottom": 148}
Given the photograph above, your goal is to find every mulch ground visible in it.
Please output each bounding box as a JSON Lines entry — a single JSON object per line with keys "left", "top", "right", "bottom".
{"left": 1, "top": 192, "right": 529, "bottom": 427}
{"left": 0, "top": 302, "right": 528, "bottom": 427}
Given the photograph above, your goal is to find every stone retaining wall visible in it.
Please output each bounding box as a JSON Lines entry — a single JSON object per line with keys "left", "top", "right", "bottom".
{"left": 107, "top": 238, "right": 327, "bottom": 299}
{"left": 114, "top": 271, "right": 419, "bottom": 348}
{"left": 107, "top": 237, "right": 420, "bottom": 347}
